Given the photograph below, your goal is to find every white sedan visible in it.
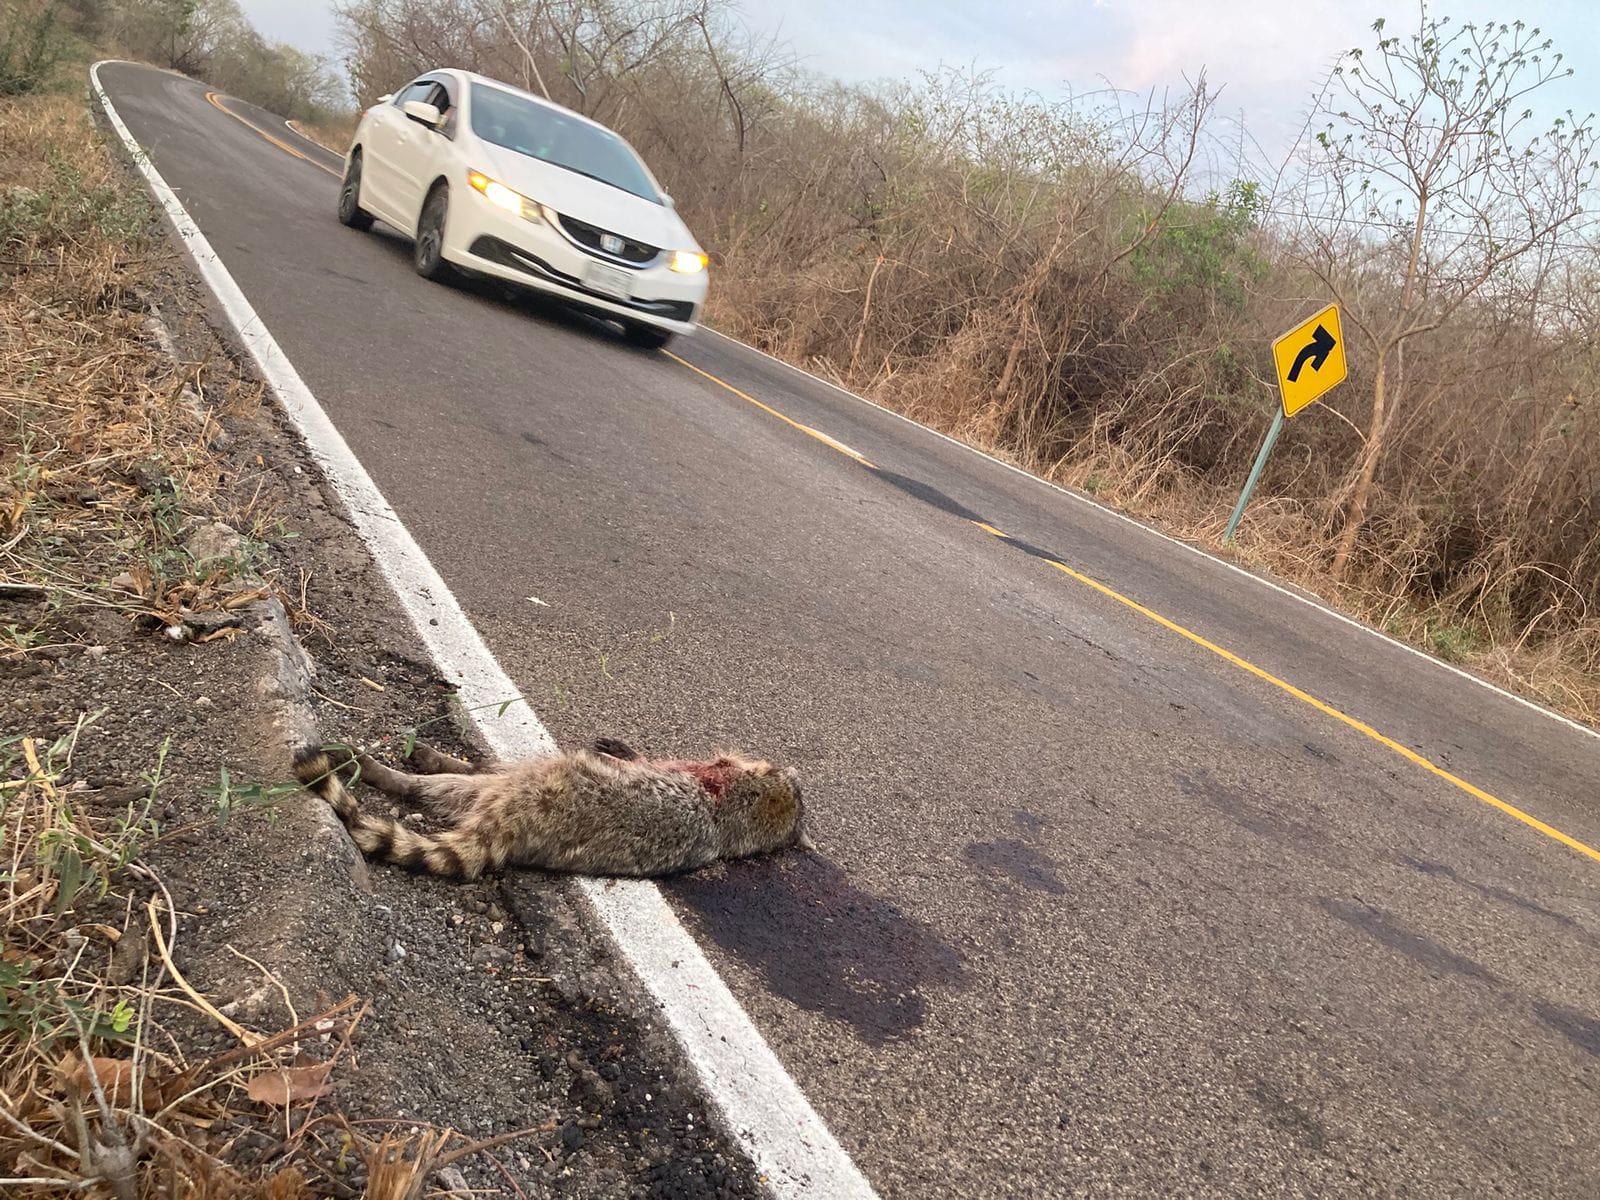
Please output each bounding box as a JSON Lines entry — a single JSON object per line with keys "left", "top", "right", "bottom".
{"left": 338, "top": 69, "right": 708, "bottom": 348}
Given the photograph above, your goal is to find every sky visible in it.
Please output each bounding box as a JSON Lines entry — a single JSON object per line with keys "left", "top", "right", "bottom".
{"left": 239, "top": 0, "right": 1600, "bottom": 164}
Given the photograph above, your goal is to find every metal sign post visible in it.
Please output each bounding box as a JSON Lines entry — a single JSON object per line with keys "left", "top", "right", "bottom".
{"left": 1223, "top": 409, "right": 1284, "bottom": 543}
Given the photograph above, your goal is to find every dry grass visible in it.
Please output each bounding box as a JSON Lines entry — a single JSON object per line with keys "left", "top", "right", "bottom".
{"left": 0, "top": 715, "right": 507, "bottom": 1199}
{"left": 0, "top": 716, "right": 353, "bottom": 1198}
{"left": 286, "top": 117, "right": 355, "bottom": 158}
{"left": 0, "top": 93, "right": 318, "bottom": 657}
{"left": 0, "top": 74, "right": 543, "bottom": 1200}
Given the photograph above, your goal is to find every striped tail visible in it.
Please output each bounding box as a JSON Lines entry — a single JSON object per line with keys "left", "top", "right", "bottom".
{"left": 292, "top": 744, "right": 487, "bottom": 878}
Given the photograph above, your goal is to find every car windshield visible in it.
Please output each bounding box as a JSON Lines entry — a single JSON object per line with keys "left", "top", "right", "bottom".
{"left": 469, "top": 84, "right": 659, "bottom": 202}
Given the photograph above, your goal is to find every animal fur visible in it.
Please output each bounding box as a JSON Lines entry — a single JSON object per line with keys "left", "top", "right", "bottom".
{"left": 293, "top": 737, "right": 810, "bottom": 880}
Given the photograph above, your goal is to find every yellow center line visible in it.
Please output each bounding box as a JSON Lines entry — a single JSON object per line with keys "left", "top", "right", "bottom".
{"left": 205, "top": 91, "right": 339, "bottom": 177}
{"left": 960, "top": 517, "right": 1600, "bottom": 865}
{"left": 662, "top": 350, "right": 877, "bottom": 468}
{"left": 669, "top": 367, "right": 1599, "bottom": 868}
{"left": 1058, "top": 557, "right": 1600, "bottom": 863}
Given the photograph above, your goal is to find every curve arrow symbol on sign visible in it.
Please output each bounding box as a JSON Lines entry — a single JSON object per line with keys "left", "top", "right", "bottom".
{"left": 1286, "top": 324, "right": 1336, "bottom": 383}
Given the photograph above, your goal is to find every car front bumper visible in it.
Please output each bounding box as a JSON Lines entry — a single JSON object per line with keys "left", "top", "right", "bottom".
{"left": 443, "top": 189, "right": 707, "bottom": 333}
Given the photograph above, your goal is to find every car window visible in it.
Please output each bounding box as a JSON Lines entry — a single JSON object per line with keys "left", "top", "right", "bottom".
{"left": 425, "top": 82, "right": 458, "bottom": 137}
{"left": 393, "top": 80, "right": 432, "bottom": 108}
{"left": 468, "top": 83, "right": 659, "bottom": 203}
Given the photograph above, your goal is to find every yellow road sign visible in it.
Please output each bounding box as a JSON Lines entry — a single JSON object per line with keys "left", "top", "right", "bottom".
{"left": 1272, "top": 303, "right": 1347, "bottom": 418}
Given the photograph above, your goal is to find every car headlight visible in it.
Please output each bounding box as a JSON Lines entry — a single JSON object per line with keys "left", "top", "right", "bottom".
{"left": 670, "top": 250, "right": 708, "bottom": 274}
{"left": 467, "top": 169, "right": 543, "bottom": 224}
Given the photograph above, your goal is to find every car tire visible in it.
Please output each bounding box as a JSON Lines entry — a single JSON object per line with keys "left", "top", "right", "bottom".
{"left": 337, "top": 152, "right": 374, "bottom": 231}
{"left": 414, "top": 183, "right": 455, "bottom": 282}
{"left": 624, "top": 322, "right": 674, "bottom": 350}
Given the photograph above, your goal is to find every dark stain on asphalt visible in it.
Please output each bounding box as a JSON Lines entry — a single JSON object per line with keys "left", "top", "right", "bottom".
{"left": 1250, "top": 1082, "right": 1331, "bottom": 1153}
{"left": 1004, "top": 534, "right": 1068, "bottom": 563}
{"left": 868, "top": 468, "right": 1067, "bottom": 562}
{"left": 1318, "top": 897, "right": 1497, "bottom": 983}
{"left": 869, "top": 467, "right": 985, "bottom": 523}
{"left": 965, "top": 838, "right": 1067, "bottom": 895}
{"left": 1013, "top": 810, "right": 1047, "bottom": 835}
{"left": 1397, "top": 855, "right": 1586, "bottom": 934}
{"left": 1180, "top": 771, "right": 1299, "bottom": 841}
{"left": 1533, "top": 1000, "right": 1600, "bottom": 1059}
{"left": 668, "top": 853, "right": 966, "bottom": 1046}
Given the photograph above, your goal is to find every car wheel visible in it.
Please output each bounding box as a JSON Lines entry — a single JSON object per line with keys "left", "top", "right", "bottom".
{"left": 414, "top": 184, "right": 455, "bottom": 282}
{"left": 624, "top": 321, "right": 674, "bottom": 350}
{"left": 337, "top": 152, "right": 374, "bottom": 231}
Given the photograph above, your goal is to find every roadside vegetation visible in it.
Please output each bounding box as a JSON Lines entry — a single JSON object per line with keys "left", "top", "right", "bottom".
{"left": 6, "top": 0, "right": 347, "bottom": 121}
{"left": 0, "top": 36, "right": 544, "bottom": 1198}
{"left": 335, "top": 0, "right": 1600, "bottom": 722}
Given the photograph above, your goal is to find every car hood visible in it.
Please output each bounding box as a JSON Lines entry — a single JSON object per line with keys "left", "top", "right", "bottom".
{"left": 474, "top": 140, "right": 699, "bottom": 252}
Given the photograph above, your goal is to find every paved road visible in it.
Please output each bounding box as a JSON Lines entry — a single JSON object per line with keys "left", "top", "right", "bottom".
{"left": 100, "top": 62, "right": 1600, "bottom": 1197}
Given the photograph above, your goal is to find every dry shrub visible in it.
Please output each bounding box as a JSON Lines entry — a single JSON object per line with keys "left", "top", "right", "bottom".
{"left": 0, "top": 93, "right": 312, "bottom": 656}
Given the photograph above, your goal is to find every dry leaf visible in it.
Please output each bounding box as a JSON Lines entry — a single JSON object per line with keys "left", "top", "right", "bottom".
{"left": 66, "top": 1056, "right": 145, "bottom": 1107}
{"left": 247, "top": 1061, "right": 332, "bottom": 1107}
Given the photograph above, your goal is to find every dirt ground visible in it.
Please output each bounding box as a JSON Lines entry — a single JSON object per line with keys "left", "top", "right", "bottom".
{"left": 3, "top": 103, "right": 759, "bottom": 1198}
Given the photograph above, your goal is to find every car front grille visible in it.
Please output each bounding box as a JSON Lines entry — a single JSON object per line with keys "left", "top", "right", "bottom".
{"left": 556, "top": 214, "right": 658, "bottom": 265}
{"left": 466, "top": 236, "right": 696, "bottom": 323}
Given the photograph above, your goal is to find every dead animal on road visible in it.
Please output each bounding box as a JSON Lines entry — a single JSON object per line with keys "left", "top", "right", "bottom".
{"left": 293, "top": 736, "right": 813, "bottom": 879}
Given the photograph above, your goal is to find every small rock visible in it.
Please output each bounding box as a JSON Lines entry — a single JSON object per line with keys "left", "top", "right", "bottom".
{"left": 559, "top": 1124, "right": 584, "bottom": 1154}
{"left": 184, "top": 520, "right": 243, "bottom": 564}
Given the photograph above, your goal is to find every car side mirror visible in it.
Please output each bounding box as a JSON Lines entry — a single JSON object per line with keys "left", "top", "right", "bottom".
{"left": 403, "top": 100, "right": 442, "bottom": 128}
{"left": 377, "top": 92, "right": 393, "bottom": 104}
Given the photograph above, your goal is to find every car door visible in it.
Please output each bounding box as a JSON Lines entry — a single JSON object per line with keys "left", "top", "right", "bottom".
{"left": 390, "top": 80, "right": 456, "bottom": 229}
{"left": 363, "top": 79, "right": 432, "bottom": 223}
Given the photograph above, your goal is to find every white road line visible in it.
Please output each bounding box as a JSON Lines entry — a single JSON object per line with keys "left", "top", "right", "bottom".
{"left": 91, "top": 60, "right": 876, "bottom": 1200}
{"left": 704, "top": 328, "right": 1600, "bottom": 744}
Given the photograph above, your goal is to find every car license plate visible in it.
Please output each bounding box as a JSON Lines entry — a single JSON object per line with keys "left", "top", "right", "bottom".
{"left": 583, "top": 261, "right": 633, "bottom": 301}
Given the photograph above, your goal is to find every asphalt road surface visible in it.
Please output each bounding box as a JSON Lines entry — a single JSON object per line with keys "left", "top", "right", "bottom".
{"left": 99, "top": 62, "right": 1600, "bottom": 1197}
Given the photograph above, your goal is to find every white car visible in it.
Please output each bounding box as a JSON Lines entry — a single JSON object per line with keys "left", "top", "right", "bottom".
{"left": 338, "top": 69, "right": 708, "bottom": 348}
